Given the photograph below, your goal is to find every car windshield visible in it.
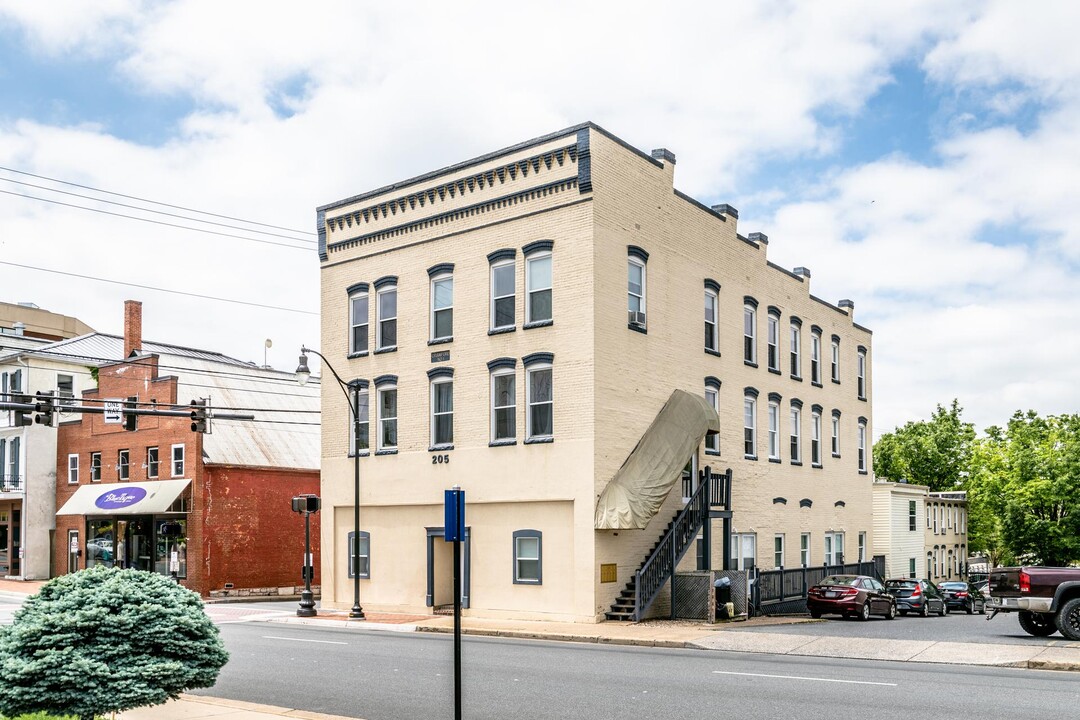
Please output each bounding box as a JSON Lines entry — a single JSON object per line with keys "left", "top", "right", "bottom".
{"left": 886, "top": 580, "right": 916, "bottom": 588}
{"left": 819, "top": 576, "right": 859, "bottom": 586}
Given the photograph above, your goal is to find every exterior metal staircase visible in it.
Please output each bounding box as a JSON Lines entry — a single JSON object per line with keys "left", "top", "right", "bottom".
{"left": 605, "top": 467, "right": 730, "bottom": 622}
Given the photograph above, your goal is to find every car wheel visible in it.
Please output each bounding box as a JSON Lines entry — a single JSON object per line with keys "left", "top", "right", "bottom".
{"left": 920, "top": 601, "right": 929, "bottom": 617}
{"left": 886, "top": 602, "right": 896, "bottom": 620}
{"left": 809, "top": 609, "right": 822, "bottom": 619}
{"left": 1055, "top": 598, "right": 1080, "bottom": 641}
{"left": 966, "top": 600, "right": 974, "bottom": 615}
{"left": 858, "top": 601, "right": 871, "bottom": 621}
{"left": 978, "top": 600, "right": 986, "bottom": 615}
{"left": 1018, "top": 611, "right": 1057, "bottom": 637}
{"left": 940, "top": 601, "right": 948, "bottom": 616}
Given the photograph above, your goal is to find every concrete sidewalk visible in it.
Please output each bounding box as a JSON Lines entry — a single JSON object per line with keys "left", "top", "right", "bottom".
{"left": 118, "top": 695, "right": 361, "bottom": 720}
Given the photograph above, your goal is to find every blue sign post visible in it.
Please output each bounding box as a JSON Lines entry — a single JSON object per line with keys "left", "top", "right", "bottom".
{"left": 444, "top": 486, "right": 464, "bottom": 720}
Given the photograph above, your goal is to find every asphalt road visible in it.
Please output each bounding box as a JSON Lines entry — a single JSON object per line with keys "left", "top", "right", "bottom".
{"left": 199, "top": 622, "right": 1079, "bottom": 720}
{"left": 736, "top": 611, "right": 1080, "bottom": 647}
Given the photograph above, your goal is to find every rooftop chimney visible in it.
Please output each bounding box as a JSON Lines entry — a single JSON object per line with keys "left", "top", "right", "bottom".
{"left": 793, "top": 267, "right": 811, "bottom": 280}
{"left": 13, "top": 321, "right": 24, "bottom": 336}
{"left": 838, "top": 299, "right": 854, "bottom": 318}
{"left": 650, "top": 148, "right": 676, "bottom": 165}
{"left": 748, "top": 232, "right": 769, "bottom": 245}
{"left": 711, "top": 203, "right": 739, "bottom": 219}
{"left": 124, "top": 300, "right": 143, "bottom": 358}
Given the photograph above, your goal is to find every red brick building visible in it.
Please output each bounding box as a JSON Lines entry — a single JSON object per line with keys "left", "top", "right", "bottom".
{"left": 52, "top": 301, "right": 320, "bottom": 597}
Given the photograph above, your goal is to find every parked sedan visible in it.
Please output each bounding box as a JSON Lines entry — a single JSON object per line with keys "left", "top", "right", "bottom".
{"left": 806, "top": 575, "right": 897, "bottom": 621}
{"left": 884, "top": 578, "right": 947, "bottom": 616}
{"left": 939, "top": 581, "right": 987, "bottom": 614}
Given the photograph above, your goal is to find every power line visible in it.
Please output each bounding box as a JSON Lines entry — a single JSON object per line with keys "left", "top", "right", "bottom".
{"left": 0, "top": 165, "right": 315, "bottom": 236}
{"left": 0, "top": 261, "right": 318, "bottom": 316}
{"left": 0, "top": 176, "right": 313, "bottom": 243}
{"left": 0, "top": 188, "right": 312, "bottom": 251}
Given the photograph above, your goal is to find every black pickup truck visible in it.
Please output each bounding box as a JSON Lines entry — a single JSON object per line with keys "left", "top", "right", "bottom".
{"left": 987, "top": 566, "right": 1080, "bottom": 640}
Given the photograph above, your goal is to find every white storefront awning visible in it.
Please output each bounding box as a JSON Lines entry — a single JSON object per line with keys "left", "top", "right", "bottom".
{"left": 56, "top": 479, "right": 191, "bottom": 516}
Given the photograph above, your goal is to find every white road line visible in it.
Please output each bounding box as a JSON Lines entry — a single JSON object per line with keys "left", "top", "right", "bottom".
{"left": 262, "top": 635, "right": 348, "bottom": 645}
{"left": 713, "top": 671, "right": 897, "bottom": 686}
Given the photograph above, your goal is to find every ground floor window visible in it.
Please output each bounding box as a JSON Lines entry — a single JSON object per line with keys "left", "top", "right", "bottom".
{"left": 347, "top": 530, "right": 370, "bottom": 579}
{"left": 730, "top": 533, "right": 756, "bottom": 571}
{"left": 513, "top": 529, "right": 542, "bottom": 584}
{"left": 824, "top": 532, "right": 844, "bottom": 566}
{"left": 85, "top": 514, "right": 187, "bottom": 578}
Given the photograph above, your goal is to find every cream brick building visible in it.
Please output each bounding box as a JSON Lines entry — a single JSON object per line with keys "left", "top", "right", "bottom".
{"left": 314, "top": 123, "right": 874, "bottom": 622}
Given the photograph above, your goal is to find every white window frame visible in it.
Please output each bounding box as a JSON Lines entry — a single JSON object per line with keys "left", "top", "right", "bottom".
{"left": 57, "top": 373, "right": 75, "bottom": 406}
{"left": 800, "top": 533, "right": 811, "bottom": 567}
{"left": 90, "top": 451, "right": 102, "bottom": 482}
{"left": 857, "top": 420, "right": 867, "bottom": 472}
{"left": 790, "top": 323, "right": 801, "bottom": 377}
{"left": 767, "top": 313, "right": 780, "bottom": 371}
{"left": 743, "top": 304, "right": 756, "bottom": 364}
{"left": 348, "top": 530, "right": 370, "bottom": 579}
{"left": 825, "top": 532, "right": 845, "bottom": 565}
{"left": 490, "top": 260, "right": 516, "bottom": 331}
{"left": 349, "top": 288, "right": 369, "bottom": 355}
{"left": 858, "top": 532, "right": 867, "bottom": 562}
{"left": 490, "top": 370, "right": 516, "bottom": 443}
{"left": 831, "top": 339, "right": 840, "bottom": 382}
{"left": 704, "top": 289, "right": 718, "bottom": 352}
{"left": 811, "top": 411, "right": 822, "bottom": 466}
{"left": 376, "top": 285, "right": 398, "bottom": 351}
{"left": 704, "top": 386, "right": 720, "bottom": 454}
{"left": 773, "top": 533, "right": 785, "bottom": 568}
{"left": 790, "top": 406, "right": 801, "bottom": 463}
{"left": 743, "top": 396, "right": 756, "bottom": 458}
{"left": 378, "top": 385, "right": 398, "bottom": 452}
{"left": 857, "top": 349, "right": 867, "bottom": 399}
{"left": 430, "top": 273, "right": 454, "bottom": 342}
{"left": 513, "top": 530, "right": 542, "bottom": 584}
{"left": 67, "top": 454, "right": 79, "bottom": 484}
{"left": 430, "top": 378, "right": 454, "bottom": 448}
{"left": 171, "top": 444, "right": 185, "bottom": 477}
{"left": 526, "top": 364, "right": 553, "bottom": 441}
{"left": 146, "top": 447, "right": 158, "bottom": 479}
{"left": 730, "top": 533, "right": 757, "bottom": 571}
{"left": 811, "top": 331, "right": 822, "bottom": 384}
{"left": 768, "top": 401, "right": 780, "bottom": 460}
{"left": 118, "top": 449, "right": 130, "bottom": 481}
{"left": 831, "top": 415, "right": 840, "bottom": 456}
{"left": 627, "top": 257, "right": 646, "bottom": 324}
{"left": 525, "top": 251, "right": 552, "bottom": 324}
{"left": 909, "top": 500, "right": 917, "bottom": 531}
{"left": 349, "top": 386, "right": 370, "bottom": 456}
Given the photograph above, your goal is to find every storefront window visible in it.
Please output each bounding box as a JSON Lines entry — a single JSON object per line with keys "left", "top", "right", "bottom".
{"left": 155, "top": 519, "right": 187, "bottom": 579}
{"left": 86, "top": 520, "right": 115, "bottom": 569}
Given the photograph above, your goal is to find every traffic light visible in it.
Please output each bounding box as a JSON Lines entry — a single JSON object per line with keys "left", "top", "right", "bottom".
{"left": 12, "top": 393, "right": 33, "bottom": 427}
{"left": 123, "top": 396, "right": 138, "bottom": 431}
{"left": 190, "top": 398, "right": 210, "bottom": 434}
{"left": 34, "top": 391, "right": 56, "bottom": 427}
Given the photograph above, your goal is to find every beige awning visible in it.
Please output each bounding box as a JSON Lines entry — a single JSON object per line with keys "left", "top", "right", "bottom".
{"left": 595, "top": 390, "right": 720, "bottom": 529}
{"left": 56, "top": 479, "right": 191, "bottom": 516}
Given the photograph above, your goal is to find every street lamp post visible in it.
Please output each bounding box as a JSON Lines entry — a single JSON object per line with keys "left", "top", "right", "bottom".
{"left": 296, "top": 346, "right": 366, "bottom": 620}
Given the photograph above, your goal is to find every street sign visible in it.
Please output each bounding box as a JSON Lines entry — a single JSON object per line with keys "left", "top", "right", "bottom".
{"left": 444, "top": 487, "right": 465, "bottom": 542}
{"left": 103, "top": 400, "right": 123, "bottom": 424}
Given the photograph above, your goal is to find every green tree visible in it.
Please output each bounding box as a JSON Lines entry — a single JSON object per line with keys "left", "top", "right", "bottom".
{"left": 873, "top": 399, "right": 976, "bottom": 491}
{"left": 0, "top": 566, "right": 228, "bottom": 720}
{"left": 968, "top": 411, "right": 1080, "bottom": 566}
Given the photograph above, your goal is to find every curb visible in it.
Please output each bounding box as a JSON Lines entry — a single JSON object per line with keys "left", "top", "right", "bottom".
{"left": 416, "top": 624, "right": 688, "bottom": 649}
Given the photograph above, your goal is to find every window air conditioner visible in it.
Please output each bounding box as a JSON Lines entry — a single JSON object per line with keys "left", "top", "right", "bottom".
{"left": 628, "top": 310, "right": 647, "bottom": 327}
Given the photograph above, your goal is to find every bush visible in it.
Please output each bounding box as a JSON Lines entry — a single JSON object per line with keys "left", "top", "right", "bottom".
{"left": 0, "top": 566, "right": 228, "bottom": 720}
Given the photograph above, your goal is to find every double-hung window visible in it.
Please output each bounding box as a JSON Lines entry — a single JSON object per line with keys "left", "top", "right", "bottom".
{"left": 831, "top": 411, "right": 841, "bottom": 457}
{"left": 348, "top": 283, "right": 369, "bottom": 355}
{"left": 743, "top": 389, "right": 758, "bottom": 458}
{"left": 376, "top": 377, "right": 398, "bottom": 452}
{"left": 348, "top": 531, "right": 370, "bottom": 579}
{"left": 118, "top": 450, "right": 130, "bottom": 481}
{"left": 627, "top": 246, "right": 648, "bottom": 330}
{"left": 67, "top": 454, "right": 79, "bottom": 484}
{"left": 811, "top": 407, "right": 822, "bottom": 466}
{"left": 430, "top": 371, "right": 454, "bottom": 448}
{"left": 773, "top": 534, "right": 785, "bottom": 568}
{"left": 429, "top": 264, "right": 454, "bottom": 342}
{"left": 172, "top": 444, "right": 185, "bottom": 477}
{"left": 730, "top": 533, "right": 756, "bottom": 571}
{"left": 524, "top": 353, "right": 553, "bottom": 441}
{"left": 810, "top": 328, "right": 822, "bottom": 385}
{"left": 766, "top": 309, "right": 780, "bottom": 372}
{"left": 790, "top": 319, "right": 801, "bottom": 378}
{"left": 704, "top": 282, "right": 720, "bottom": 353}
{"left": 789, "top": 402, "right": 801, "bottom": 464}
{"left": 704, "top": 378, "right": 720, "bottom": 455}
{"left": 909, "top": 501, "right": 917, "bottom": 531}
{"left": 91, "top": 451, "right": 102, "bottom": 482}
{"left": 489, "top": 359, "right": 517, "bottom": 444}
{"left": 857, "top": 347, "right": 867, "bottom": 400}
{"left": 57, "top": 374, "right": 75, "bottom": 406}
{"left": 857, "top": 417, "right": 868, "bottom": 473}
{"left": 489, "top": 252, "right": 516, "bottom": 332}
{"left": 146, "top": 447, "right": 158, "bottom": 478}
{"left": 524, "top": 242, "right": 553, "bottom": 325}
{"left": 513, "top": 529, "right": 542, "bottom": 584}
{"left": 767, "top": 395, "right": 781, "bottom": 461}
{"left": 348, "top": 381, "right": 370, "bottom": 456}
{"left": 800, "top": 533, "right": 811, "bottom": 567}
{"left": 375, "top": 277, "right": 398, "bottom": 351}
{"left": 831, "top": 336, "right": 840, "bottom": 383}
{"left": 824, "top": 532, "right": 844, "bottom": 565}
{"left": 743, "top": 298, "right": 757, "bottom": 365}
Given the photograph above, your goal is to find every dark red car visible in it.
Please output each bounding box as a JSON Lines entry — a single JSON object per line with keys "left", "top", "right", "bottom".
{"left": 806, "top": 574, "right": 897, "bottom": 620}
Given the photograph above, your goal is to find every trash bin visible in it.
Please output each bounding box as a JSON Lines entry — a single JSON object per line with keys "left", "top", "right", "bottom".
{"left": 714, "top": 576, "right": 733, "bottom": 620}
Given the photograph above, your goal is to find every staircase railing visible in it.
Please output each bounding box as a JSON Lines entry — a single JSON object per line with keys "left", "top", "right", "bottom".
{"left": 633, "top": 472, "right": 710, "bottom": 622}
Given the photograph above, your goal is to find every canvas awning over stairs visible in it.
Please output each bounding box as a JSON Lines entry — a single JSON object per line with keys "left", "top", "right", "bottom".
{"left": 594, "top": 389, "right": 720, "bottom": 529}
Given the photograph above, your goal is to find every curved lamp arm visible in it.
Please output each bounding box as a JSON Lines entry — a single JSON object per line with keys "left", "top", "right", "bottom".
{"left": 295, "top": 346, "right": 355, "bottom": 412}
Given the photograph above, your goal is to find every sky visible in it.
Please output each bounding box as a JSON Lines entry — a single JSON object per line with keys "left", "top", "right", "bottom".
{"left": 1, "top": 1, "right": 1078, "bottom": 438}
